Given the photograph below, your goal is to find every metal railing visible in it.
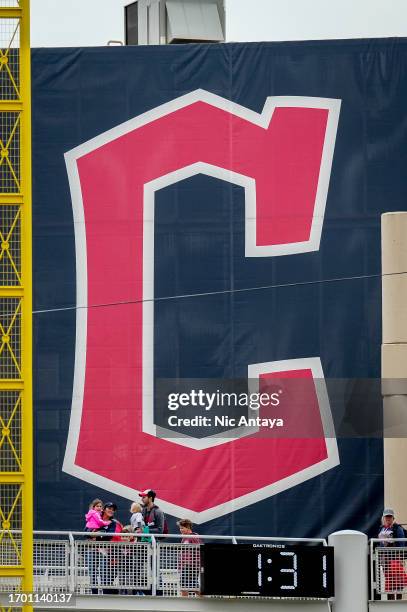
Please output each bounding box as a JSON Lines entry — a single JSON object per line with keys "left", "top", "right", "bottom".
{"left": 370, "top": 538, "right": 407, "bottom": 600}
{"left": 0, "top": 531, "right": 327, "bottom": 598}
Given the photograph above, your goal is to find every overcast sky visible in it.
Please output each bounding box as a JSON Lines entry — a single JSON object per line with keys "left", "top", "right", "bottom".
{"left": 31, "top": 0, "right": 407, "bottom": 47}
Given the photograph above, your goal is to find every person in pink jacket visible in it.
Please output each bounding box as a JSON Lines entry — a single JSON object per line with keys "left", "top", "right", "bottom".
{"left": 85, "top": 498, "right": 111, "bottom": 530}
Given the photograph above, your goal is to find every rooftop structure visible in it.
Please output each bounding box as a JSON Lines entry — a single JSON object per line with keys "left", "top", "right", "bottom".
{"left": 125, "top": 0, "right": 225, "bottom": 45}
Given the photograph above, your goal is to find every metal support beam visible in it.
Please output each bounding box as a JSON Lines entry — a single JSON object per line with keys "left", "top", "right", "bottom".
{"left": 0, "top": 0, "right": 33, "bottom": 606}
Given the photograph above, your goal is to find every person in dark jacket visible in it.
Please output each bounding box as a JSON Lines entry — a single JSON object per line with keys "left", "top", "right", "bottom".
{"left": 378, "top": 508, "right": 406, "bottom": 600}
{"left": 378, "top": 508, "right": 406, "bottom": 546}
{"left": 84, "top": 501, "right": 122, "bottom": 594}
{"left": 96, "top": 502, "right": 122, "bottom": 594}
{"left": 139, "top": 489, "right": 165, "bottom": 534}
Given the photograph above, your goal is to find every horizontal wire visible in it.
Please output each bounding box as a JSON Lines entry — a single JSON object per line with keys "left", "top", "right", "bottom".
{"left": 32, "top": 268, "right": 403, "bottom": 315}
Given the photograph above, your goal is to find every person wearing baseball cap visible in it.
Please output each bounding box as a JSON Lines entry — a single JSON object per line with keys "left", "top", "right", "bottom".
{"left": 84, "top": 502, "right": 122, "bottom": 594}
{"left": 378, "top": 508, "right": 405, "bottom": 545}
{"left": 99, "top": 502, "right": 122, "bottom": 539}
{"left": 139, "top": 489, "right": 156, "bottom": 501}
{"left": 378, "top": 508, "right": 406, "bottom": 600}
{"left": 103, "top": 502, "right": 117, "bottom": 511}
{"left": 383, "top": 508, "right": 395, "bottom": 517}
{"left": 139, "top": 489, "right": 166, "bottom": 534}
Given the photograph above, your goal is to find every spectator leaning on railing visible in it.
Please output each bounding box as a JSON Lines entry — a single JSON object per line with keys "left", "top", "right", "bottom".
{"left": 177, "top": 518, "right": 201, "bottom": 597}
{"left": 378, "top": 508, "right": 406, "bottom": 546}
{"left": 377, "top": 507, "right": 407, "bottom": 601}
{"left": 88, "top": 502, "right": 123, "bottom": 595}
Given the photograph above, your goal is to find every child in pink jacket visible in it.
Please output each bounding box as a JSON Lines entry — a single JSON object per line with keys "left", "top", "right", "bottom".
{"left": 85, "top": 498, "right": 111, "bottom": 530}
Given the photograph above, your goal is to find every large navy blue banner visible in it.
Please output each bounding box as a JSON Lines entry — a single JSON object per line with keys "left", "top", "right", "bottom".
{"left": 33, "top": 39, "right": 407, "bottom": 536}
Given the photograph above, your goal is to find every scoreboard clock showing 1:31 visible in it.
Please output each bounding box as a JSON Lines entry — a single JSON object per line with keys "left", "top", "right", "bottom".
{"left": 200, "top": 544, "right": 335, "bottom": 598}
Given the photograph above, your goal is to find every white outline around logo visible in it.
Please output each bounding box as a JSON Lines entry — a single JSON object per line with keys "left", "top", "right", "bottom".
{"left": 63, "top": 89, "right": 341, "bottom": 522}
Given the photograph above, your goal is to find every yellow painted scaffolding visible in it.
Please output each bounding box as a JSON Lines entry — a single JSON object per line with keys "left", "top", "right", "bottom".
{"left": 0, "top": 0, "right": 33, "bottom": 607}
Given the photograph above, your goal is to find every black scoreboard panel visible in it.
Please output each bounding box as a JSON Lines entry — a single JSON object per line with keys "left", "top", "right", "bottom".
{"left": 200, "top": 544, "right": 334, "bottom": 598}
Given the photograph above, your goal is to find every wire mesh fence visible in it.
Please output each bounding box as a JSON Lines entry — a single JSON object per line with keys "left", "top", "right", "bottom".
{"left": 375, "top": 546, "right": 407, "bottom": 596}
{"left": 0, "top": 111, "right": 20, "bottom": 192}
{"left": 157, "top": 542, "right": 201, "bottom": 596}
{"left": 75, "top": 539, "right": 152, "bottom": 594}
{"left": 0, "top": 16, "right": 20, "bottom": 100}
{"left": 34, "top": 540, "right": 70, "bottom": 593}
{"left": 0, "top": 533, "right": 332, "bottom": 598}
{"left": 0, "top": 483, "right": 22, "bottom": 565}
{"left": 0, "top": 204, "right": 21, "bottom": 286}
{"left": 0, "top": 534, "right": 211, "bottom": 597}
{"left": 0, "top": 575, "right": 22, "bottom": 592}
{"left": 0, "top": 535, "right": 202, "bottom": 596}
{"left": 0, "top": 389, "right": 21, "bottom": 471}
{"left": 0, "top": 296, "right": 21, "bottom": 378}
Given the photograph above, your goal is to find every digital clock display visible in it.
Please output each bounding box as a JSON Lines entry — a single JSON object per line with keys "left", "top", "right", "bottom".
{"left": 200, "top": 544, "right": 334, "bottom": 598}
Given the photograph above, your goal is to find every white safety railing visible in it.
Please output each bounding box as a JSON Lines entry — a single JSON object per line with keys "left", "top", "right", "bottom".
{"left": 74, "top": 540, "right": 151, "bottom": 594}
{"left": 34, "top": 539, "right": 70, "bottom": 593}
{"left": 370, "top": 538, "right": 407, "bottom": 600}
{"left": 0, "top": 531, "right": 327, "bottom": 598}
{"left": 157, "top": 542, "right": 201, "bottom": 596}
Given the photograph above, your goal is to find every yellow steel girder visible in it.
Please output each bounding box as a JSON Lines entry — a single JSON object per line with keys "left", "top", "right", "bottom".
{"left": 0, "top": 1, "right": 33, "bottom": 608}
